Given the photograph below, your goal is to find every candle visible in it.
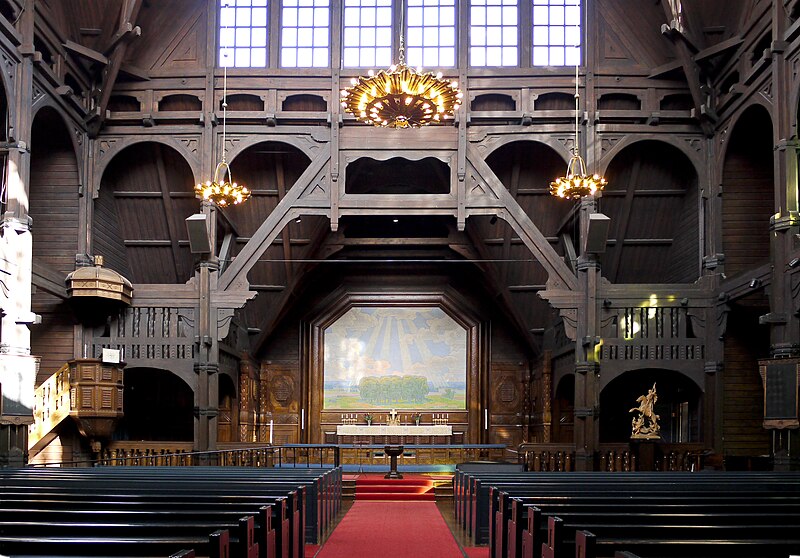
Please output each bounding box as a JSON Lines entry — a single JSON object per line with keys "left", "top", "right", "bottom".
{"left": 269, "top": 420, "right": 273, "bottom": 444}
{"left": 301, "top": 409, "right": 305, "bottom": 430}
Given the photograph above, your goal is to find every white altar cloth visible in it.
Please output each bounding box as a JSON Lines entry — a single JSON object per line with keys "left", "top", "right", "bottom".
{"left": 336, "top": 425, "right": 452, "bottom": 436}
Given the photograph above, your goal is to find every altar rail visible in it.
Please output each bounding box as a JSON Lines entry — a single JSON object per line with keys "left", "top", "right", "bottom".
{"left": 513, "top": 443, "right": 709, "bottom": 472}
{"left": 338, "top": 444, "right": 507, "bottom": 467}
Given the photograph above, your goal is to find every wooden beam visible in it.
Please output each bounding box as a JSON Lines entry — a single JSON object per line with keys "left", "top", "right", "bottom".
{"left": 274, "top": 154, "right": 294, "bottom": 283}
{"left": 62, "top": 40, "right": 108, "bottom": 66}
{"left": 153, "top": 144, "right": 186, "bottom": 283}
{"left": 609, "top": 158, "right": 642, "bottom": 280}
{"left": 466, "top": 145, "right": 578, "bottom": 291}
{"left": 218, "top": 151, "right": 331, "bottom": 291}
{"left": 461, "top": 226, "right": 540, "bottom": 354}
{"left": 32, "top": 260, "right": 68, "bottom": 300}
{"left": 660, "top": 2, "right": 715, "bottom": 137}
{"left": 501, "top": 152, "right": 521, "bottom": 284}
{"left": 86, "top": 0, "right": 143, "bottom": 137}
{"left": 693, "top": 35, "right": 743, "bottom": 64}
{"left": 250, "top": 218, "right": 338, "bottom": 354}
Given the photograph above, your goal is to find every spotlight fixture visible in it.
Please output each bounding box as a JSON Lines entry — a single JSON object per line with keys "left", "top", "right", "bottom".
{"left": 549, "top": 48, "right": 607, "bottom": 199}
{"left": 789, "top": 257, "right": 800, "bottom": 268}
{"left": 489, "top": 215, "right": 498, "bottom": 225}
{"left": 295, "top": 217, "right": 302, "bottom": 224}
{"left": 749, "top": 278, "right": 761, "bottom": 289}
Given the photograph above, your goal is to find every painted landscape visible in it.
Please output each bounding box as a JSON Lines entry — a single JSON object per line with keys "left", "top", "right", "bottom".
{"left": 323, "top": 307, "right": 467, "bottom": 410}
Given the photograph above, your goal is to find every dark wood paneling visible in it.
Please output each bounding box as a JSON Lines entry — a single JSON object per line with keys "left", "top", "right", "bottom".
{"left": 723, "top": 308, "right": 771, "bottom": 458}
{"left": 722, "top": 107, "right": 773, "bottom": 278}
{"left": 93, "top": 180, "right": 132, "bottom": 278}
{"left": 29, "top": 111, "right": 79, "bottom": 275}
{"left": 30, "top": 294, "right": 74, "bottom": 383}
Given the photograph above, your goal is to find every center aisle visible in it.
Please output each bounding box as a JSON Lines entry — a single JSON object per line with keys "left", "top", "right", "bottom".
{"left": 316, "top": 501, "right": 465, "bottom": 558}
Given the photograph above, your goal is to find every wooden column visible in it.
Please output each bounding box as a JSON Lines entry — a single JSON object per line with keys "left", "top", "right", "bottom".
{"left": 0, "top": 0, "right": 37, "bottom": 466}
{"left": 767, "top": 2, "right": 800, "bottom": 359}
{"left": 574, "top": 197, "right": 600, "bottom": 471}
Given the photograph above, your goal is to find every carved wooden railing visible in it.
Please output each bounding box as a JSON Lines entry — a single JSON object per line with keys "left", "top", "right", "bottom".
{"left": 100, "top": 442, "right": 195, "bottom": 466}
{"left": 598, "top": 304, "right": 707, "bottom": 363}
{"left": 29, "top": 359, "right": 125, "bottom": 455}
{"left": 515, "top": 443, "right": 709, "bottom": 472}
{"left": 515, "top": 443, "right": 575, "bottom": 471}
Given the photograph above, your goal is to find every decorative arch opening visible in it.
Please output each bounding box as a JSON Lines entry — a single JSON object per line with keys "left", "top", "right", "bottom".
{"left": 118, "top": 368, "right": 194, "bottom": 441}
{"left": 601, "top": 140, "right": 699, "bottom": 283}
{"left": 282, "top": 94, "right": 327, "bottom": 112}
{"left": 98, "top": 142, "right": 196, "bottom": 284}
{"left": 485, "top": 140, "right": 571, "bottom": 239}
{"left": 29, "top": 107, "right": 81, "bottom": 382}
{"left": 599, "top": 368, "right": 701, "bottom": 444}
{"left": 226, "top": 94, "right": 264, "bottom": 111}
{"left": 108, "top": 95, "right": 141, "bottom": 112}
{"left": 722, "top": 105, "right": 773, "bottom": 277}
{"left": 534, "top": 92, "right": 573, "bottom": 110}
{"left": 471, "top": 93, "right": 516, "bottom": 111}
{"left": 345, "top": 157, "right": 450, "bottom": 194}
{"left": 160, "top": 94, "right": 202, "bottom": 112}
{"left": 660, "top": 94, "right": 693, "bottom": 111}
{"left": 598, "top": 93, "right": 641, "bottom": 111}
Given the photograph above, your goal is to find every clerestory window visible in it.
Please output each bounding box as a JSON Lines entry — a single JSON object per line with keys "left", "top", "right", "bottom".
{"left": 219, "top": 0, "right": 269, "bottom": 68}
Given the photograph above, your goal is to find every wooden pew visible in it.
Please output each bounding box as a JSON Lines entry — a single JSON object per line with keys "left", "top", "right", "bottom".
{"left": 0, "top": 466, "right": 343, "bottom": 558}
{"left": 543, "top": 515, "right": 800, "bottom": 558}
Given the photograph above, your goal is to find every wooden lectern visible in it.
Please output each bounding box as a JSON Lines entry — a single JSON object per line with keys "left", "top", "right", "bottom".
{"left": 384, "top": 445, "right": 404, "bottom": 479}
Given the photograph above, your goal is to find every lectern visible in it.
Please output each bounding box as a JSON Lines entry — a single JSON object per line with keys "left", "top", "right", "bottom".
{"left": 384, "top": 445, "right": 404, "bottom": 479}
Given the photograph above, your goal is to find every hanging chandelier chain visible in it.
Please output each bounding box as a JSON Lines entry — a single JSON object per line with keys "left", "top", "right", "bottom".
{"left": 573, "top": 60, "right": 579, "bottom": 158}
{"left": 193, "top": 2, "right": 250, "bottom": 208}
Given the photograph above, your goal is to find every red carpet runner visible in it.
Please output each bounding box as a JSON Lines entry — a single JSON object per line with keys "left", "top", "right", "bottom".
{"left": 316, "top": 501, "right": 464, "bottom": 558}
{"left": 354, "top": 474, "right": 436, "bottom": 501}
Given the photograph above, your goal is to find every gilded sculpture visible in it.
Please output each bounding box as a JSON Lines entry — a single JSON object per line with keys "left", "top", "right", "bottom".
{"left": 630, "top": 383, "right": 661, "bottom": 440}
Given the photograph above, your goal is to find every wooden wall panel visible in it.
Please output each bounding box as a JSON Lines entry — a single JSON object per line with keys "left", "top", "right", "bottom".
{"left": 261, "top": 362, "right": 301, "bottom": 445}
{"left": 126, "top": 0, "right": 208, "bottom": 73}
{"left": 29, "top": 299, "right": 74, "bottom": 383}
{"left": 596, "top": 0, "right": 675, "bottom": 69}
{"left": 665, "top": 183, "right": 700, "bottom": 283}
{"left": 93, "top": 181, "right": 132, "bottom": 278}
{"left": 722, "top": 308, "right": 771, "bottom": 458}
{"left": 722, "top": 106, "right": 773, "bottom": 278}
{"left": 29, "top": 112, "right": 79, "bottom": 275}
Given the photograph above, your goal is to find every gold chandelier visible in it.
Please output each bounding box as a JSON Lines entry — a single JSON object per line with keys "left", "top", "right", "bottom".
{"left": 550, "top": 58, "right": 607, "bottom": 199}
{"left": 195, "top": 161, "right": 250, "bottom": 207}
{"left": 340, "top": 37, "right": 463, "bottom": 128}
{"left": 195, "top": 46, "right": 250, "bottom": 207}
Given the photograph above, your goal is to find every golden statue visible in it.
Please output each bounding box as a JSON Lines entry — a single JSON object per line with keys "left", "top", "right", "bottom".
{"left": 630, "top": 383, "right": 661, "bottom": 440}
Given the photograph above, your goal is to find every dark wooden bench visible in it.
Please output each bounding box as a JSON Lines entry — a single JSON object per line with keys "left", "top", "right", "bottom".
{"left": 0, "top": 466, "right": 342, "bottom": 558}
{"left": 0, "top": 465, "right": 341, "bottom": 545}
{"left": 471, "top": 472, "right": 800, "bottom": 558}
{"left": 544, "top": 515, "right": 800, "bottom": 558}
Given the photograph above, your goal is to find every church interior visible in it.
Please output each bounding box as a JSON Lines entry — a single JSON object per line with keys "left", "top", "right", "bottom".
{"left": 1, "top": 0, "right": 800, "bottom": 556}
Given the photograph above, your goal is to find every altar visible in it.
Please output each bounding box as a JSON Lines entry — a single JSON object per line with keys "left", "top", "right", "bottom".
{"left": 335, "top": 424, "right": 454, "bottom": 444}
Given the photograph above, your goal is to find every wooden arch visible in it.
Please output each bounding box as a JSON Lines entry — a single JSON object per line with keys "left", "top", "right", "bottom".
{"left": 93, "top": 136, "right": 200, "bottom": 195}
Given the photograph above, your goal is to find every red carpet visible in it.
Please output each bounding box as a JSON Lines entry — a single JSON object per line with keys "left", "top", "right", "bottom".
{"left": 354, "top": 473, "right": 436, "bottom": 501}
{"left": 463, "top": 548, "right": 490, "bottom": 558}
{"left": 317, "top": 501, "right": 463, "bottom": 558}
{"left": 304, "top": 544, "right": 320, "bottom": 557}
